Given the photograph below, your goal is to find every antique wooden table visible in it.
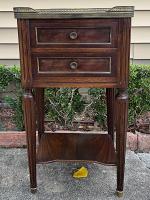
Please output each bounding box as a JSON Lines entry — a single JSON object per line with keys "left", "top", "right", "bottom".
{"left": 14, "top": 6, "right": 134, "bottom": 197}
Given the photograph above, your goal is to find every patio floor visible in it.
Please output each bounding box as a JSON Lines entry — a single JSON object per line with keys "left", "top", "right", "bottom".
{"left": 0, "top": 149, "right": 150, "bottom": 200}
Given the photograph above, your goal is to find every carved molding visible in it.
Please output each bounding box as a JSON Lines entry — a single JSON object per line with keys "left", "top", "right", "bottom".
{"left": 116, "top": 89, "right": 128, "bottom": 100}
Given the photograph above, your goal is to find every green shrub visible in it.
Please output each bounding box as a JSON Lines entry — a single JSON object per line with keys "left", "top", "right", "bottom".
{"left": 0, "top": 64, "right": 150, "bottom": 130}
{"left": 88, "top": 88, "right": 107, "bottom": 129}
{"left": 0, "top": 65, "right": 20, "bottom": 91}
{"left": 87, "top": 65, "right": 150, "bottom": 127}
{"left": 0, "top": 65, "right": 23, "bottom": 130}
{"left": 128, "top": 64, "right": 150, "bottom": 125}
{"left": 45, "top": 88, "right": 86, "bottom": 129}
{"left": 4, "top": 92, "right": 24, "bottom": 131}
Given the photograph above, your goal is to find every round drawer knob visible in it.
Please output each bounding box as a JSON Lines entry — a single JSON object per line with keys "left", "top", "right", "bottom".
{"left": 69, "top": 31, "right": 78, "bottom": 40}
{"left": 70, "top": 61, "right": 78, "bottom": 70}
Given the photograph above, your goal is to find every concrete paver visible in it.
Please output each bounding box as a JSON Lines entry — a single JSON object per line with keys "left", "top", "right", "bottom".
{"left": 137, "top": 153, "right": 150, "bottom": 169}
{"left": 0, "top": 149, "right": 150, "bottom": 200}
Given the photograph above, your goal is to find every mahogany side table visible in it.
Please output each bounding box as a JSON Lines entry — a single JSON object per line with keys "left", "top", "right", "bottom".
{"left": 14, "top": 6, "right": 134, "bottom": 197}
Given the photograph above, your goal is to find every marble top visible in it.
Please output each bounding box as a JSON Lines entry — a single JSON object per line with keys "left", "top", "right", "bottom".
{"left": 14, "top": 6, "right": 134, "bottom": 19}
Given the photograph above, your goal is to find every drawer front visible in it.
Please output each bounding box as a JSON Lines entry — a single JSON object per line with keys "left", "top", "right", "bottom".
{"left": 30, "top": 19, "right": 118, "bottom": 48}
{"left": 36, "top": 27, "right": 110, "bottom": 44}
{"left": 37, "top": 57, "right": 111, "bottom": 75}
{"left": 31, "top": 52, "right": 117, "bottom": 79}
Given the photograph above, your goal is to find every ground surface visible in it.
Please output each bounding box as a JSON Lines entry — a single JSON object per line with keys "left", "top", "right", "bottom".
{"left": 0, "top": 149, "right": 150, "bottom": 200}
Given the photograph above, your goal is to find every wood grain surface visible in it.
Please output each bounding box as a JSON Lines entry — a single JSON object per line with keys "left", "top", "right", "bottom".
{"left": 37, "top": 132, "right": 116, "bottom": 165}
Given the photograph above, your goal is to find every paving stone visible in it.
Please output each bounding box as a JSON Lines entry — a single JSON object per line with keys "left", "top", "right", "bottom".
{"left": 0, "top": 149, "right": 150, "bottom": 200}
{"left": 126, "top": 132, "right": 138, "bottom": 151}
{"left": 138, "top": 133, "right": 150, "bottom": 152}
{"left": 0, "top": 132, "right": 26, "bottom": 148}
{"left": 137, "top": 153, "right": 150, "bottom": 169}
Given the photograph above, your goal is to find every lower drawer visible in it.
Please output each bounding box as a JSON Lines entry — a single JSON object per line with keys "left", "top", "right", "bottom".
{"left": 31, "top": 52, "right": 118, "bottom": 87}
{"left": 32, "top": 53, "right": 117, "bottom": 77}
{"left": 37, "top": 56, "right": 111, "bottom": 75}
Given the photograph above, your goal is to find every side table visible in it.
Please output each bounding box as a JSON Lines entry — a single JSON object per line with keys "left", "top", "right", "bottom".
{"left": 14, "top": 6, "right": 134, "bottom": 197}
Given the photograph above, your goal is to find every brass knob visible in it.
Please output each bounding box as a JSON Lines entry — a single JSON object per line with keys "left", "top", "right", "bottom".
{"left": 70, "top": 61, "right": 78, "bottom": 70}
{"left": 69, "top": 31, "right": 78, "bottom": 40}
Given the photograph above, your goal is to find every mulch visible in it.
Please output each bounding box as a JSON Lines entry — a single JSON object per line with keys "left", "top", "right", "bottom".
{"left": 0, "top": 107, "right": 149, "bottom": 134}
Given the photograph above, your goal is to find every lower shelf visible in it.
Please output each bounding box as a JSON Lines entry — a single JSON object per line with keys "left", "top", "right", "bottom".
{"left": 36, "top": 132, "right": 116, "bottom": 165}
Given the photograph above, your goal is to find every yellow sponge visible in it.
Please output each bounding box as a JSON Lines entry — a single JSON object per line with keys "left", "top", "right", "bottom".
{"left": 73, "top": 166, "right": 88, "bottom": 179}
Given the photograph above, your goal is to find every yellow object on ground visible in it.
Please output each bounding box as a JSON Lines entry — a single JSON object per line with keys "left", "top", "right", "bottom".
{"left": 73, "top": 166, "right": 88, "bottom": 179}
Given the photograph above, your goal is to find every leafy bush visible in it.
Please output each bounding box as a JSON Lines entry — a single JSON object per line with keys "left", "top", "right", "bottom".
{"left": 4, "top": 92, "right": 24, "bottom": 131}
{"left": 45, "top": 88, "right": 86, "bottom": 129}
{"left": 0, "top": 65, "right": 24, "bottom": 130}
{"left": 88, "top": 88, "right": 107, "bottom": 129}
{"left": 0, "top": 64, "right": 150, "bottom": 130}
{"left": 87, "top": 65, "right": 150, "bottom": 127}
{"left": 0, "top": 65, "right": 20, "bottom": 91}
{"left": 128, "top": 64, "right": 150, "bottom": 125}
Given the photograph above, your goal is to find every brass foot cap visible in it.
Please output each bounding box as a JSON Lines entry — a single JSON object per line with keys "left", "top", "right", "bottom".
{"left": 116, "top": 190, "right": 123, "bottom": 198}
{"left": 31, "top": 188, "right": 37, "bottom": 193}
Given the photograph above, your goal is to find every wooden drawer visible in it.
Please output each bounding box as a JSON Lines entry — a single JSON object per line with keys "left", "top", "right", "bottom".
{"left": 36, "top": 56, "right": 112, "bottom": 76}
{"left": 30, "top": 19, "right": 118, "bottom": 48}
{"left": 31, "top": 51, "right": 118, "bottom": 79}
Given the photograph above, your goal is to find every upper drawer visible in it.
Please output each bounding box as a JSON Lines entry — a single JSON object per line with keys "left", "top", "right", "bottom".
{"left": 30, "top": 19, "right": 118, "bottom": 48}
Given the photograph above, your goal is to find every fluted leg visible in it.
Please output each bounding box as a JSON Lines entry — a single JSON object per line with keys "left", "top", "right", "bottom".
{"left": 23, "top": 89, "right": 37, "bottom": 193}
{"left": 106, "top": 88, "right": 115, "bottom": 141}
{"left": 116, "top": 89, "right": 128, "bottom": 197}
{"left": 35, "top": 88, "right": 45, "bottom": 142}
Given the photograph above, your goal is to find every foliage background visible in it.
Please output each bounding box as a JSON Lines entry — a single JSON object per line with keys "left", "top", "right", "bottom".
{"left": 0, "top": 64, "right": 150, "bottom": 131}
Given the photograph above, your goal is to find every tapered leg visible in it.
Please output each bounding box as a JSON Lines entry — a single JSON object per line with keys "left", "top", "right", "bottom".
{"left": 116, "top": 89, "right": 128, "bottom": 197}
{"left": 106, "top": 88, "right": 115, "bottom": 141}
{"left": 35, "top": 88, "right": 45, "bottom": 142}
{"left": 23, "top": 90, "right": 37, "bottom": 193}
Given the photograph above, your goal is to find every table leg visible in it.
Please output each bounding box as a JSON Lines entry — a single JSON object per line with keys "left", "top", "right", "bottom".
{"left": 106, "top": 88, "right": 115, "bottom": 141}
{"left": 115, "top": 89, "right": 128, "bottom": 197}
{"left": 35, "top": 88, "right": 45, "bottom": 142}
{"left": 23, "top": 90, "right": 37, "bottom": 193}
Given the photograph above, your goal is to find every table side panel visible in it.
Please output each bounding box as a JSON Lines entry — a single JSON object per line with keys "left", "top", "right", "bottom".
{"left": 17, "top": 19, "right": 33, "bottom": 88}
{"left": 117, "top": 18, "right": 131, "bottom": 88}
